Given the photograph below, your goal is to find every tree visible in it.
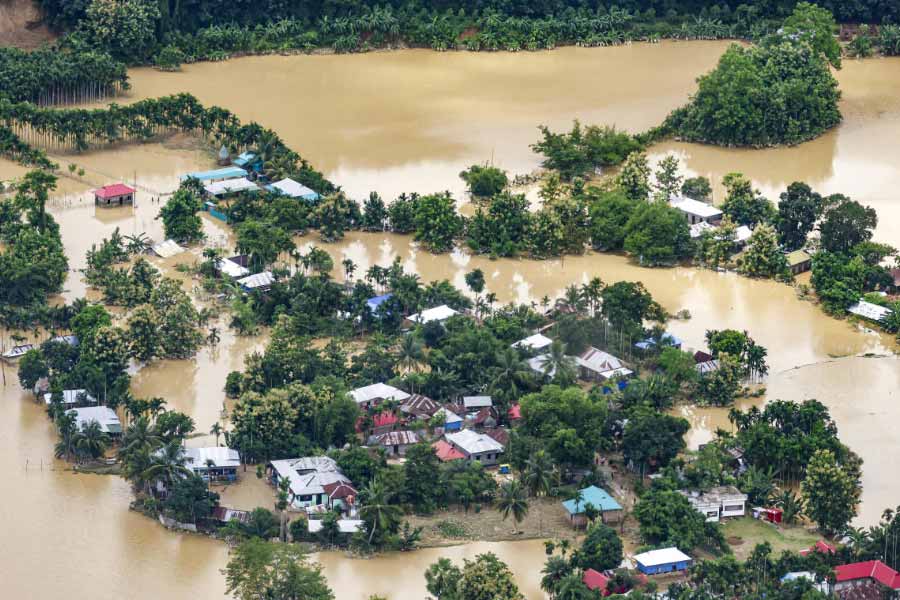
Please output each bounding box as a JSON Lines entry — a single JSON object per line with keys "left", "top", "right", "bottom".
{"left": 622, "top": 408, "right": 689, "bottom": 477}
{"left": 654, "top": 154, "right": 682, "bottom": 200}
{"left": 403, "top": 443, "right": 443, "bottom": 512}
{"left": 616, "top": 152, "right": 651, "bottom": 201}
{"left": 18, "top": 349, "right": 48, "bottom": 392}
{"left": 531, "top": 122, "right": 640, "bottom": 181}
{"left": 522, "top": 450, "right": 555, "bottom": 498}
{"left": 802, "top": 449, "right": 860, "bottom": 535}
{"left": 359, "top": 477, "right": 402, "bottom": 545}
{"left": 575, "top": 522, "right": 623, "bottom": 571}
{"left": 425, "top": 557, "right": 462, "bottom": 600}
{"left": 819, "top": 196, "right": 878, "bottom": 254}
{"left": 80, "top": 0, "right": 161, "bottom": 63}
{"left": 223, "top": 538, "right": 334, "bottom": 600}
{"left": 739, "top": 223, "right": 789, "bottom": 280}
{"left": 158, "top": 186, "right": 204, "bottom": 243}
{"left": 681, "top": 176, "right": 712, "bottom": 202}
{"left": 458, "top": 553, "right": 524, "bottom": 600}
{"left": 313, "top": 192, "right": 359, "bottom": 241}
{"left": 459, "top": 164, "right": 508, "bottom": 199}
{"left": 361, "top": 192, "right": 388, "bottom": 231}
{"left": 634, "top": 487, "right": 725, "bottom": 552}
{"left": 164, "top": 475, "right": 219, "bottom": 524}
{"left": 496, "top": 480, "right": 529, "bottom": 533}
{"left": 539, "top": 340, "right": 576, "bottom": 387}
{"left": 780, "top": 1, "right": 842, "bottom": 69}
{"left": 720, "top": 173, "right": 776, "bottom": 227}
{"left": 126, "top": 305, "right": 161, "bottom": 362}
{"left": 623, "top": 201, "right": 691, "bottom": 265}
{"left": 600, "top": 280, "right": 665, "bottom": 335}
{"left": 236, "top": 219, "right": 294, "bottom": 272}
{"left": 588, "top": 190, "right": 636, "bottom": 251}
{"left": 413, "top": 192, "right": 462, "bottom": 253}
{"left": 777, "top": 182, "right": 822, "bottom": 251}
{"left": 464, "top": 268, "right": 485, "bottom": 298}
{"left": 75, "top": 420, "right": 110, "bottom": 461}
{"left": 466, "top": 192, "right": 531, "bottom": 257}
{"left": 697, "top": 354, "right": 743, "bottom": 406}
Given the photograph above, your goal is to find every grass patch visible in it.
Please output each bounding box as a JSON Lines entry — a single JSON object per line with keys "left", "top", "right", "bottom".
{"left": 721, "top": 517, "right": 821, "bottom": 560}
{"left": 434, "top": 519, "right": 470, "bottom": 539}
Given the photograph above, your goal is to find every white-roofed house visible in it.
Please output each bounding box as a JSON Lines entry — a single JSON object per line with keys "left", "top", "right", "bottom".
{"left": 848, "top": 299, "right": 893, "bottom": 323}
{"left": 44, "top": 389, "right": 97, "bottom": 406}
{"left": 576, "top": 347, "right": 633, "bottom": 382}
{"left": 184, "top": 447, "right": 241, "bottom": 482}
{"left": 307, "top": 518, "right": 364, "bottom": 535}
{"left": 67, "top": 406, "right": 122, "bottom": 435}
{"left": 150, "top": 239, "right": 185, "bottom": 258}
{"left": 203, "top": 177, "right": 259, "bottom": 197}
{"left": 215, "top": 257, "right": 250, "bottom": 279}
{"left": 511, "top": 333, "right": 553, "bottom": 352}
{"left": 349, "top": 382, "right": 410, "bottom": 409}
{"left": 267, "top": 456, "right": 357, "bottom": 513}
{"left": 527, "top": 353, "right": 559, "bottom": 379}
{"left": 670, "top": 195, "right": 723, "bottom": 225}
{"left": 404, "top": 305, "right": 459, "bottom": 327}
{"left": 463, "top": 396, "right": 493, "bottom": 411}
{"left": 445, "top": 429, "right": 504, "bottom": 466}
{"left": 238, "top": 271, "right": 275, "bottom": 292}
{"left": 266, "top": 178, "right": 321, "bottom": 202}
{"left": 633, "top": 547, "right": 693, "bottom": 575}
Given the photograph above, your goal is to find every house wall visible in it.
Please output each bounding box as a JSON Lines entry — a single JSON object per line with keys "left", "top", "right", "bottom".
{"left": 466, "top": 450, "right": 501, "bottom": 466}
{"left": 638, "top": 560, "right": 692, "bottom": 575}
{"left": 721, "top": 500, "right": 746, "bottom": 518}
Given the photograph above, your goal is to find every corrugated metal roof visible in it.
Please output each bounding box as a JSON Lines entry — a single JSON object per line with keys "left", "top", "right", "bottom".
{"left": 350, "top": 383, "right": 410, "bottom": 405}
{"left": 562, "top": 485, "right": 622, "bottom": 514}
{"left": 151, "top": 239, "right": 185, "bottom": 258}
{"left": 181, "top": 166, "right": 247, "bottom": 182}
{"left": 848, "top": 299, "right": 893, "bottom": 322}
{"left": 267, "top": 178, "right": 320, "bottom": 200}
{"left": 204, "top": 177, "right": 259, "bottom": 197}
{"left": 93, "top": 183, "right": 135, "bottom": 199}
{"left": 376, "top": 430, "right": 419, "bottom": 446}
{"left": 634, "top": 547, "right": 692, "bottom": 568}
{"left": 445, "top": 429, "right": 504, "bottom": 455}
{"left": 238, "top": 271, "right": 275, "bottom": 290}
{"left": 511, "top": 333, "right": 553, "bottom": 350}
{"left": 407, "top": 305, "right": 458, "bottom": 324}
{"left": 670, "top": 196, "right": 723, "bottom": 219}
{"left": 184, "top": 447, "right": 240, "bottom": 469}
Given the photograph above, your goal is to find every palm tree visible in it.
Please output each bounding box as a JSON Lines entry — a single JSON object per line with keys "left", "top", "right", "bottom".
{"left": 359, "top": 478, "right": 402, "bottom": 545}
{"left": 120, "top": 416, "right": 162, "bottom": 461}
{"left": 207, "top": 327, "right": 220, "bottom": 347}
{"left": 580, "top": 276, "right": 605, "bottom": 316}
{"left": 54, "top": 412, "right": 78, "bottom": 461}
{"left": 540, "top": 555, "right": 573, "bottom": 597}
{"left": 74, "top": 420, "right": 110, "bottom": 462}
{"left": 141, "top": 440, "right": 190, "bottom": 492}
{"left": 489, "top": 347, "right": 531, "bottom": 410}
{"left": 542, "top": 340, "right": 577, "bottom": 385}
{"left": 523, "top": 450, "right": 555, "bottom": 498}
{"left": 210, "top": 422, "right": 223, "bottom": 446}
{"left": 396, "top": 334, "right": 425, "bottom": 374}
{"left": 771, "top": 488, "right": 804, "bottom": 524}
{"left": 497, "top": 480, "right": 529, "bottom": 533}
{"left": 124, "top": 232, "right": 152, "bottom": 255}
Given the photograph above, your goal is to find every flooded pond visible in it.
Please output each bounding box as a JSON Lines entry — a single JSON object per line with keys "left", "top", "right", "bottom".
{"left": 1, "top": 42, "right": 899, "bottom": 599}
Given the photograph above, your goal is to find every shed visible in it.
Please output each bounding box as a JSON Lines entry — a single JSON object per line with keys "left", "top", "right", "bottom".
{"left": 2, "top": 343, "right": 34, "bottom": 361}
{"left": 238, "top": 271, "right": 275, "bottom": 292}
{"left": 848, "top": 299, "right": 893, "bottom": 323}
{"left": 203, "top": 177, "right": 259, "bottom": 197}
{"left": 93, "top": 183, "right": 135, "bottom": 207}
{"left": 212, "top": 506, "right": 251, "bottom": 524}
{"left": 786, "top": 250, "right": 812, "bottom": 275}
{"left": 670, "top": 196, "right": 723, "bottom": 224}
{"left": 406, "top": 305, "right": 459, "bottom": 326}
{"left": 67, "top": 406, "right": 122, "bottom": 435}
{"left": 433, "top": 407, "right": 463, "bottom": 431}
{"left": 633, "top": 548, "right": 692, "bottom": 575}
{"left": 511, "top": 333, "right": 553, "bottom": 352}
{"left": 43, "top": 389, "right": 97, "bottom": 406}
{"left": 375, "top": 430, "right": 419, "bottom": 457}
{"left": 582, "top": 569, "right": 610, "bottom": 594}
{"left": 150, "top": 239, "right": 185, "bottom": 258}
{"left": 181, "top": 166, "right": 247, "bottom": 183}
{"left": 233, "top": 151, "right": 261, "bottom": 170}
{"left": 266, "top": 177, "right": 321, "bottom": 202}
{"left": 365, "top": 294, "right": 393, "bottom": 315}
{"left": 562, "top": 485, "right": 623, "bottom": 525}
{"left": 307, "top": 519, "right": 364, "bottom": 535}
{"left": 216, "top": 257, "right": 250, "bottom": 279}
{"left": 463, "top": 395, "right": 492, "bottom": 410}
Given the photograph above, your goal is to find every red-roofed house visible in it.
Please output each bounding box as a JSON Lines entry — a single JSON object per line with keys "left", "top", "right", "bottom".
{"left": 432, "top": 440, "right": 465, "bottom": 462}
{"left": 800, "top": 540, "right": 837, "bottom": 556}
{"left": 356, "top": 412, "right": 399, "bottom": 436}
{"left": 582, "top": 569, "right": 610, "bottom": 595}
{"left": 835, "top": 560, "right": 900, "bottom": 599}
{"left": 93, "top": 183, "right": 135, "bottom": 206}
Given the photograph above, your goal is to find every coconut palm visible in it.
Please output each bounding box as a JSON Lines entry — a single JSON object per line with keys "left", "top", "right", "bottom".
{"left": 141, "top": 440, "right": 190, "bottom": 490}
{"left": 540, "top": 555, "right": 573, "bottom": 597}
{"left": 120, "top": 416, "right": 162, "bottom": 461}
{"left": 542, "top": 340, "right": 577, "bottom": 385}
{"left": 488, "top": 347, "right": 532, "bottom": 409}
{"left": 523, "top": 450, "right": 555, "bottom": 498}
{"left": 359, "top": 478, "right": 402, "bottom": 545}
{"left": 209, "top": 422, "right": 223, "bottom": 446}
{"left": 53, "top": 411, "right": 78, "bottom": 461}
{"left": 396, "top": 334, "right": 425, "bottom": 374}
{"left": 497, "top": 480, "right": 529, "bottom": 533}
{"left": 580, "top": 276, "right": 605, "bottom": 316}
{"left": 771, "top": 488, "right": 804, "bottom": 524}
{"left": 74, "top": 420, "right": 110, "bottom": 462}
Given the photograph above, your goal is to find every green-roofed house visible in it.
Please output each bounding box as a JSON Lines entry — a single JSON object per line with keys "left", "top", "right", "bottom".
{"left": 562, "top": 485, "right": 623, "bottom": 526}
{"left": 786, "top": 250, "right": 812, "bottom": 275}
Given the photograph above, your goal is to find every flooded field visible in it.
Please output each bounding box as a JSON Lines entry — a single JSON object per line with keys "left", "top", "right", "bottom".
{"left": 1, "top": 42, "right": 899, "bottom": 599}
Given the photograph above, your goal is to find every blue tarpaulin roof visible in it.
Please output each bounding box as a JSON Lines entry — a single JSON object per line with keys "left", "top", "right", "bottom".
{"left": 233, "top": 152, "right": 257, "bottom": 167}
{"left": 366, "top": 294, "right": 393, "bottom": 312}
{"left": 181, "top": 166, "right": 247, "bottom": 182}
{"left": 635, "top": 332, "right": 683, "bottom": 350}
{"left": 562, "top": 485, "right": 622, "bottom": 515}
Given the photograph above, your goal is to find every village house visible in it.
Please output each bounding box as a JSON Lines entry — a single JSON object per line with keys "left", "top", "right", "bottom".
{"left": 150, "top": 239, "right": 185, "bottom": 259}
{"left": 848, "top": 299, "right": 894, "bottom": 324}
{"left": 433, "top": 407, "right": 463, "bottom": 432}
{"left": 308, "top": 518, "right": 364, "bottom": 535}
{"left": 183, "top": 447, "right": 240, "bottom": 482}
{"left": 669, "top": 195, "right": 723, "bottom": 225}
{"left": 373, "top": 430, "right": 420, "bottom": 457}
{"left": 786, "top": 250, "right": 813, "bottom": 275}
{"left": 780, "top": 572, "right": 830, "bottom": 595}
{"left": 800, "top": 540, "right": 837, "bottom": 557}
{"left": 365, "top": 294, "right": 393, "bottom": 317}
{"left": 44, "top": 389, "right": 96, "bottom": 407}
{"left": 93, "top": 183, "right": 135, "bottom": 207}
{"left": 681, "top": 485, "right": 748, "bottom": 522}
{"left": 232, "top": 151, "right": 262, "bottom": 172}
{"left": 66, "top": 406, "right": 122, "bottom": 436}
{"left": 267, "top": 456, "right": 357, "bottom": 513}
{"left": 212, "top": 506, "right": 251, "bottom": 526}
{"left": 400, "top": 394, "right": 441, "bottom": 420}
{"left": 204, "top": 177, "right": 259, "bottom": 198}
{"left": 215, "top": 255, "right": 250, "bottom": 279}
{"left": 511, "top": 333, "right": 553, "bottom": 353}
{"left": 444, "top": 429, "right": 504, "bottom": 466}
{"left": 363, "top": 411, "right": 399, "bottom": 436}
{"left": 834, "top": 560, "right": 900, "bottom": 599}
{"left": 432, "top": 439, "right": 466, "bottom": 462}
{"left": 266, "top": 177, "right": 321, "bottom": 202}
{"left": 633, "top": 548, "right": 693, "bottom": 575}
{"left": 404, "top": 305, "right": 459, "bottom": 327}
{"left": 576, "top": 347, "right": 633, "bottom": 382}
{"left": 182, "top": 166, "right": 248, "bottom": 184}
{"left": 582, "top": 569, "right": 646, "bottom": 596}
{"left": 463, "top": 395, "right": 493, "bottom": 412}
{"left": 349, "top": 382, "right": 410, "bottom": 409}
{"left": 562, "top": 485, "right": 623, "bottom": 526}
{"left": 237, "top": 271, "right": 275, "bottom": 293}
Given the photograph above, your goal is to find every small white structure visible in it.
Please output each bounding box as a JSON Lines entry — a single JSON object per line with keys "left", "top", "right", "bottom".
{"left": 781, "top": 572, "right": 830, "bottom": 594}
{"left": 216, "top": 257, "right": 250, "bottom": 278}
{"left": 406, "top": 305, "right": 459, "bottom": 325}
{"left": 307, "top": 519, "right": 363, "bottom": 534}
{"left": 203, "top": 177, "right": 259, "bottom": 197}
{"left": 682, "top": 486, "right": 748, "bottom": 522}
{"left": 183, "top": 447, "right": 240, "bottom": 481}
{"left": 848, "top": 300, "right": 893, "bottom": 323}
{"left": 150, "top": 239, "right": 185, "bottom": 259}
{"left": 43, "top": 389, "right": 96, "bottom": 406}
{"left": 576, "top": 347, "right": 633, "bottom": 381}
{"left": 463, "top": 396, "right": 492, "bottom": 410}
{"left": 689, "top": 221, "right": 717, "bottom": 239}
{"left": 267, "top": 178, "right": 320, "bottom": 201}
{"left": 734, "top": 225, "right": 753, "bottom": 245}
{"left": 67, "top": 406, "right": 122, "bottom": 434}
{"left": 633, "top": 547, "right": 693, "bottom": 575}
{"left": 511, "top": 333, "right": 553, "bottom": 352}
{"left": 238, "top": 271, "right": 275, "bottom": 291}
{"left": 527, "top": 353, "right": 557, "bottom": 378}
{"left": 695, "top": 359, "right": 720, "bottom": 375}
{"left": 350, "top": 383, "right": 410, "bottom": 408}
{"left": 445, "top": 429, "right": 504, "bottom": 466}
{"left": 670, "top": 196, "right": 723, "bottom": 225}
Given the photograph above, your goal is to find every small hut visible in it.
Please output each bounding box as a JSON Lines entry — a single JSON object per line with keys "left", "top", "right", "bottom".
{"left": 217, "top": 145, "right": 230, "bottom": 166}
{"left": 93, "top": 183, "right": 135, "bottom": 207}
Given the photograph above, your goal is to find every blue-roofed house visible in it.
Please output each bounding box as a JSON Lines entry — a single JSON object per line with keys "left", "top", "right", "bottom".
{"left": 233, "top": 151, "right": 262, "bottom": 171}
{"left": 562, "top": 485, "right": 623, "bottom": 526}
{"left": 181, "top": 166, "right": 248, "bottom": 183}
{"left": 635, "top": 332, "right": 683, "bottom": 351}
{"left": 634, "top": 548, "right": 692, "bottom": 575}
{"left": 366, "top": 294, "right": 393, "bottom": 316}
{"left": 266, "top": 178, "right": 321, "bottom": 202}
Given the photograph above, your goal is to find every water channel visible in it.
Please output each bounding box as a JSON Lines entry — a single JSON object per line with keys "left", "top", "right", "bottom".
{"left": 1, "top": 41, "right": 899, "bottom": 599}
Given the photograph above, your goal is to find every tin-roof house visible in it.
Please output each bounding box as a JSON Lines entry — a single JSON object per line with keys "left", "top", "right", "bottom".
{"left": 444, "top": 429, "right": 504, "bottom": 466}
{"left": 670, "top": 195, "right": 723, "bottom": 225}
{"left": 576, "top": 347, "right": 632, "bottom": 382}
{"left": 267, "top": 456, "right": 357, "bottom": 513}
{"left": 350, "top": 383, "right": 410, "bottom": 408}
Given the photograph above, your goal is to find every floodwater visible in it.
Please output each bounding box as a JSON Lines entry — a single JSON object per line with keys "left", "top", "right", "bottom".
{"left": 1, "top": 42, "right": 900, "bottom": 599}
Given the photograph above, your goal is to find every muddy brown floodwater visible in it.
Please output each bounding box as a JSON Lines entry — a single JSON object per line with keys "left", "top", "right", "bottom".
{"left": 1, "top": 42, "right": 899, "bottom": 600}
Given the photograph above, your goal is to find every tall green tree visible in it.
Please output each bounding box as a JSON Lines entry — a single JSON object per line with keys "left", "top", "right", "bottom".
{"left": 223, "top": 538, "right": 334, "bottom": 600}
{"left": 802, "top": 449, "right": 860, "bottom": 535}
